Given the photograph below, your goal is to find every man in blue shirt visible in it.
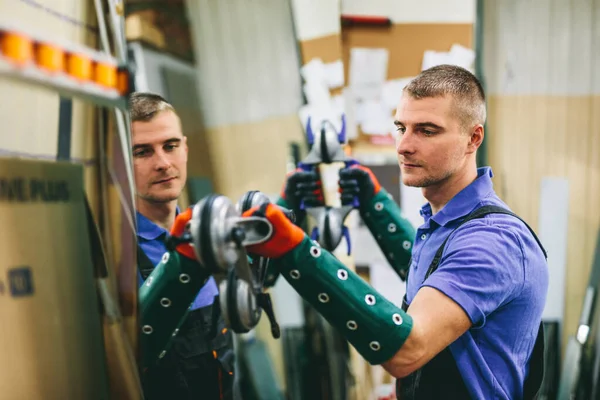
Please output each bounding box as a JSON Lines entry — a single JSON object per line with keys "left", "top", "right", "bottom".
{"left": 241, "top": 65, "right": 549, "bottom": 399}
{"left": 130, "top": 92, "right": 234, "bottom": 400}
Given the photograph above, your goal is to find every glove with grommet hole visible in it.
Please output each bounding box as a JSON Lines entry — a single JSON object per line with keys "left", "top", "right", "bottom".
{"left": 241, "top": 201, "right": 414, "bottom": 365}
{"left": 339, "top": 162, "right": 416, "bottom": 281}
{"left": 138, "top": 207, "right": 212, "bottom": 370}
{"left": 243, "top": 202, "right": 306, "bottom": 259}
{"left": 339, "top": 163, "right": 382, "bottom": 211}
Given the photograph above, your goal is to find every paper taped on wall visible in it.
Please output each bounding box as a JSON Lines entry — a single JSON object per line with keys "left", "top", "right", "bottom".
{"left": 422, "top": 44, "right": 475, "bottom": 72}
{"left": 349, "top": 47, "right": 389, "bottom": 101}
{"left": 298, "top": 57, "right": 346, "bottom": 135}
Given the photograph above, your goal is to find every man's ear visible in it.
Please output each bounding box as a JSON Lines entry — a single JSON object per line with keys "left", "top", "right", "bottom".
{"left": 467, "top": 125, "right": 484, "bottom": 154}
{"left": 183, "top": 136, "right": 188, "bottom": 153}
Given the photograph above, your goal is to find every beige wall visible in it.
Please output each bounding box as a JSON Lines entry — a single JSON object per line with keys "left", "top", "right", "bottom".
{"left": 487, "top": 96, "right": 600, "bottom": 346}
{"left": 205, "top": 114, "right": 305, "bottom": 200}
{"left": 483, "top": 0, "right": 600, "bottom": 349}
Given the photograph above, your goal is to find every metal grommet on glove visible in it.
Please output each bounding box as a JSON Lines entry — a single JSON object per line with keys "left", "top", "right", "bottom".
{"left": 365, "top": 294, "right": 376, "bottom": 306}
{"left": 392, "top": 313, "right": 403, "bottom": 325}
{"left": 142, "top": 325, "right": 153, "bottom": 335}
{"left": 160, "top": 298, "right": 171, "bottom": 308}
{"left": 370, "top": 341, "right": 381, "bottom": 351}
{"left": 337, "top": 269, "right": 348, "bottom": 280}
{"left": 318, "top": 293, "right": 330, "bottom": 303}
{"left": 310, "top": 246, "right": 321, "bottom": 257}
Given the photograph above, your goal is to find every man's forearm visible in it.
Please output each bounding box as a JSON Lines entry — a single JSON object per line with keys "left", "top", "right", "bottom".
{"left": 138, "top": 251, "right": 210, "bottom": 369}
{"left": 273, "top": 235, "right": 414, "bottom": 365}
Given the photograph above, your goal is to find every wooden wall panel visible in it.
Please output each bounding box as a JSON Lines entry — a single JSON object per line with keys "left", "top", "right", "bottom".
{"left": 204, "top": 113, "right": 305, "bottom": 200}
{"left": 487, "top": 95, "right": 600, "bottom": 347}
{"left": 299, "top": 32, "right": 343, "bottom": 63}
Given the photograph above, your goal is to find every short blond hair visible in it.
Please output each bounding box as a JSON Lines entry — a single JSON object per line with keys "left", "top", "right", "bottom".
{"left": 129, "top": 92, "right": 176, "bottom": 122}
{"left": 404, "top": 65, "right": 486, "bottom": 129}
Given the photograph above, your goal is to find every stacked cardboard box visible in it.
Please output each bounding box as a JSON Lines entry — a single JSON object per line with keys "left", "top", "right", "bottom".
{"left": 125, "top": 0, "right": 194, "bottom": 62}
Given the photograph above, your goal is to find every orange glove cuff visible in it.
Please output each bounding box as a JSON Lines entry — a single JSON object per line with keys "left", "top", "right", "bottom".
{"left": 354, "top": 164, "right": 381, "bottom": 194}
{"left": 170, "top": 208, "right": 196, "bottom": 260}
{"left": 243, "top": 203, "right": 305, "bottom": 258}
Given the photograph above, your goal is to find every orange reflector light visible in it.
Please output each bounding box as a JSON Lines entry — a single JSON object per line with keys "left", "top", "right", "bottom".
{"left": 117, "top": 68, "right": 129, "bottom": 95}
{"left": 1, "top": 32, "right": 33, "bottom": 65}
{"left": 35, "top": 43, "right": 65, "bottom": 73}
{"left": 94, "top": 61, "right": 117, "bottom": 89}
{"left": 66, "top": 53, "right": 92, "bottom": 81}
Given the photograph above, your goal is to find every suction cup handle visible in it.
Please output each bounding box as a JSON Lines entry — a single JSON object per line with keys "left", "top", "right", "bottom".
{"left": 258, "top": 292, "right": 280, "bottom": 339}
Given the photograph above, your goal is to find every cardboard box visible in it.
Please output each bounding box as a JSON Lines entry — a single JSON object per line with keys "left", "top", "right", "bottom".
{"left": 125, "top": 14, "right": 166, "bottom": 49}
{"left": 0, "top": 158, "right": 109, "bottom": 399}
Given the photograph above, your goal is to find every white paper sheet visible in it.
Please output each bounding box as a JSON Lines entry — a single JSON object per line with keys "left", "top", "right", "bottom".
{"left": 301, "top": 57, "right": 327, "bottom": 85}
{"left": 331, "top": 94, "right": 345, "bottom": 115}
{"left": 422, "top": 43, "right": 476, "bottom": 72}
{"left": 324, "top": 59, "right": 345, "bottom": 88}
{"left": 349, "top": 47, "right": 389, "bottom": 101}
{"left": 381, "top": 77, "right": 414, "bottom": 110}
{"left": 449, "top": 44, "right": 476, "bottom": 71}
{"left": 357, "top": 100, "right": 394, "bottom": 135}
{"left": 303, "top": 81, "right": 331, "bottom": 108}
{"left": 422, "top": 50, "right": 454, "bottom": 71}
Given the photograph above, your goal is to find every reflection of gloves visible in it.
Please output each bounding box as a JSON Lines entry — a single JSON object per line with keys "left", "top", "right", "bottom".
{"left": 242, "top": 203, "right": 306, "bottom": 259}
{"left": 339, "top": 164, "right": 382, "bottom": 211}
{"left": 281, "top": 168, "right": 324, "bottom": 211}
{"left": 170, "top": 208, "right": 196, "bottom": 260}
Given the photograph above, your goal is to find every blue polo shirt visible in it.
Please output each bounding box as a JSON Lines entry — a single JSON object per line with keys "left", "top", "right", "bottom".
{"left": 136, "top": 211, "right": 219, "bottom": 310}
{"left": 406, "top": 167, "right": 548, "bottom": 400}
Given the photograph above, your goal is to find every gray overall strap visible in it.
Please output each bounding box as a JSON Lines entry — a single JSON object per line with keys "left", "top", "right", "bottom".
{"left": 425, "top": 205, "right": 547, "bottom": 280}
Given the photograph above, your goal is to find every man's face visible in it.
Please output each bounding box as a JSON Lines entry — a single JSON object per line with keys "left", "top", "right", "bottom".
{"left": 131, "top": 110, "right": 188, "bottom": 204}
{"left": 394, "top": 94, "right": 473, "bottom": 188}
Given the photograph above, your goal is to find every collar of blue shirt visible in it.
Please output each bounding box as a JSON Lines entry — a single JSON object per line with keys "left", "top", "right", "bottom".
{"left": 420, "top": 166, "right": 495, "bottom": 227}
{"left": 136, "top": 207, "right": 181, "bottom": 241}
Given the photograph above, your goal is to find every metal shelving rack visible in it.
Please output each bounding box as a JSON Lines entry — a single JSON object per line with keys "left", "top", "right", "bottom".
{"left": 0, "top": 2, "right": 142, "bottom": 398}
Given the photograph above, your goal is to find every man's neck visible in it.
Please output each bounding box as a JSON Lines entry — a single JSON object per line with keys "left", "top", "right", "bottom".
{"left": 422, "top": 164, "right": 478, "bottom": 215}
{"left": 137, "top": 198, "right": 178, "bottom": 231}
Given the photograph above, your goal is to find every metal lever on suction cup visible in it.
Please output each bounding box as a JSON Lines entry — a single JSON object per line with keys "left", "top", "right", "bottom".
{"left": 234, "top": 190, "right": 286, "bottom": 338}
{"left": 227, "top": 217, "right": 273, "bottom": 246}
{"left": 187, "top": 194, "right": 265, "bottom": 334}
{"left": 257, "top": 292, "right": 280, "bottom": 339}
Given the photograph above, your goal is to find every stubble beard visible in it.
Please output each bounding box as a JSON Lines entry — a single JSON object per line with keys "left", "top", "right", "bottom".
{"left": 138, "top": 188, "right": 181, "bottom": 204}
{"left": 403, "top": 165, "right": 456, "bottom": 189}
